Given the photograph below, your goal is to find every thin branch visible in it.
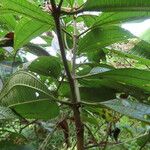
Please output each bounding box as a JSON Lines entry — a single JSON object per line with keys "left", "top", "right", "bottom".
{"left": 78, "top": 27, "right": 92, "bottom": 38}
{"left": 146, "top": 65, "right": 150, "bottom": 70}
{"left": 19, "top": 120, "right": 37, "bottom": 133}
{"left": 11, "top": 108, "right": 29, "bottom": 123}
{"left": 62, "top": 28, "right": 72, "bottom": 38}
{"left": 76, "top": 73, "right": 99, "bottom": 79}
{"left": 72, "top": 11, "right": 81, "bottom": 102}
{"left": 51, "top": 0, "right": 76, "bottom": 99}
{"left": 50, "top": 0, "right": 84, "bottom": 149}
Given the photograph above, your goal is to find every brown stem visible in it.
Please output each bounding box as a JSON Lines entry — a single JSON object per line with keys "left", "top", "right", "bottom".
{"left": 50, "top": 1, "right": 84, "bottom": 149}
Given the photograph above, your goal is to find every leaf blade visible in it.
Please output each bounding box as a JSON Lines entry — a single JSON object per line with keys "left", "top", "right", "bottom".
{"left": 0, "top": 71, "right": 59, "bottom": 119}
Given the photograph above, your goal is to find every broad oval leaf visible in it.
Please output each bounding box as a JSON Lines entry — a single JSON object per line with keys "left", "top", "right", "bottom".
{"left": 78, "top": 68, "right": 150, "bottom": 100}
{"left": 78, "top": 26, "right": 133, "bottom": 53}
{"left": 83, "top": 0, "right": 150, "bottom": 12}
{"left": 87, "top": 68, "right": 150, "bottom": 93}
{"left": 0, "top": 71, "right": 59, "bottom": 119}
{"left": 80, "top": 87, "right": 116, "bottom": 102}
{"left": 59, "top": 81, "right": 116, "bottom": 102}
{"left": 14, "top": 18, "right": 51, "bottom": 50}
{"left": 131, "top": 40, "right": 150, "bottom": 59}
{"left": 101, "top": 99, "right": 150, "bottom": 124}
{"left": 93, "top": 12, "right": 150, "bottom": 27}
{"left": 24, "top": 43, "right": 50, "bottom": 56}
{"left": 28, "top": 56, "right": 61, "bottom": 78}
{"left": 0, "top": 0, "right": 54, "bottom": 25}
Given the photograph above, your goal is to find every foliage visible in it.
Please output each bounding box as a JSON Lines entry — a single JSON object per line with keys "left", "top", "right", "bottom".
{"left": 0, "top": 0, "right": 150, "bottom": 150}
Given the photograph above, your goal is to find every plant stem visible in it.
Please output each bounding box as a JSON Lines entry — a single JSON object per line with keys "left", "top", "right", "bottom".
{"left": 50, "top": 1, "right": 84, "bottom": 149}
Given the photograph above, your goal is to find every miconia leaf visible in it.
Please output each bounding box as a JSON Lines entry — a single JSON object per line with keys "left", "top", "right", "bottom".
{"left": 14, "top": 18, "right": 51, "bottom": 50}
{"left": 0, "top": 14, "right": 16, "bottom": 30}
{"left": 93, "top": 12, "right": 150, "bottom": 27}
{"left": 83, "top": 0, "right": 150, "bottom": 12}
{"left": 78, "top": 68, "right": 150, "bottom": 100}
{"left": 130, "top": 40, "right": 150, "bottom": 59}
{"left": 78, "top": 26, "right": 133, "bottom": 53}
{"left": 0, "top": 71, "right": 59, "bottom": 119}
{"left": 101, "top": 99, "right": 150, "bottom": 124}
{"left": 0, "top": 0, "right": 54, "bottom": 25}
{"left": 28, "top": 56, "right": 61, "bottom": 78}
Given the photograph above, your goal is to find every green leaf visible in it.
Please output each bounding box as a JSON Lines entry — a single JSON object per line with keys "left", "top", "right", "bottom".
{"left": 66, "top": 0, "right": 74, "bottom": 7}
{"left": 0, "top": 14, "right": 16, "bottom": 30}
{"left": 0, "top": 71, "right": 59, "bottom": 119}
{"left": 79, "top": 78, "right": 149, "bottom": 101}
{"left": 78, "top": 26, "right": 133, "bottom": 53}
{"left": 87, "top": 49, "right": 106, "bottom": 63}
{"left": 0, "top": 0, "right": 54, "bottom": 25}
{"left": 78, "top": 68, "right": 150, "bottom": 100}
{"left": 59, "top": 81, "right": 116, "bottom": 102}
{"left": 13, "top": 99, "right": 59, "bottom": 120}
{"left": 77, "top": 63, "right": 114, "bottom": 76}
{"left": 83, "top": 0, "right": 150, "bottom": 12}
{"left": 130, "top": 40, "right": 150, "bottom": 59}
{"left": 87, "top": 68, "right": 150, "bottom": 93}
{"left": 93, "top": 12, "right": 150, "bottom": 27}
{"left": 14, "top": 18, "right": 51, "bottom": 50}
{"left": 101, "top": 99, "right": 150, "bottom": 124}
{"left": 80, "top": 87, "right": 116, "bottom": 102}
{"left": 81, "top": 15, "right": 98, "bottom": 27}
{"left": 24, "top": 43, "right": 50, "bottom": 56}
{"left": 28, "top": 56, "right": 61, "bottom": 78}
{"left": 81, "top": 111, "right": 99, "bottom": 125}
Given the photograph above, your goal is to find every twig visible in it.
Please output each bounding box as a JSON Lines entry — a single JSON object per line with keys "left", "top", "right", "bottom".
{"left": 19, "top": 120, "right": 37, "bottom": 133}
{"left": 146, "top": 65, "right": 150, "bottom": 70}
{"left": 78, "top": 27, "right": 92, "bottom": 38}
{"left": 62, "top": 28, "right": 72, "bottom": 38}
